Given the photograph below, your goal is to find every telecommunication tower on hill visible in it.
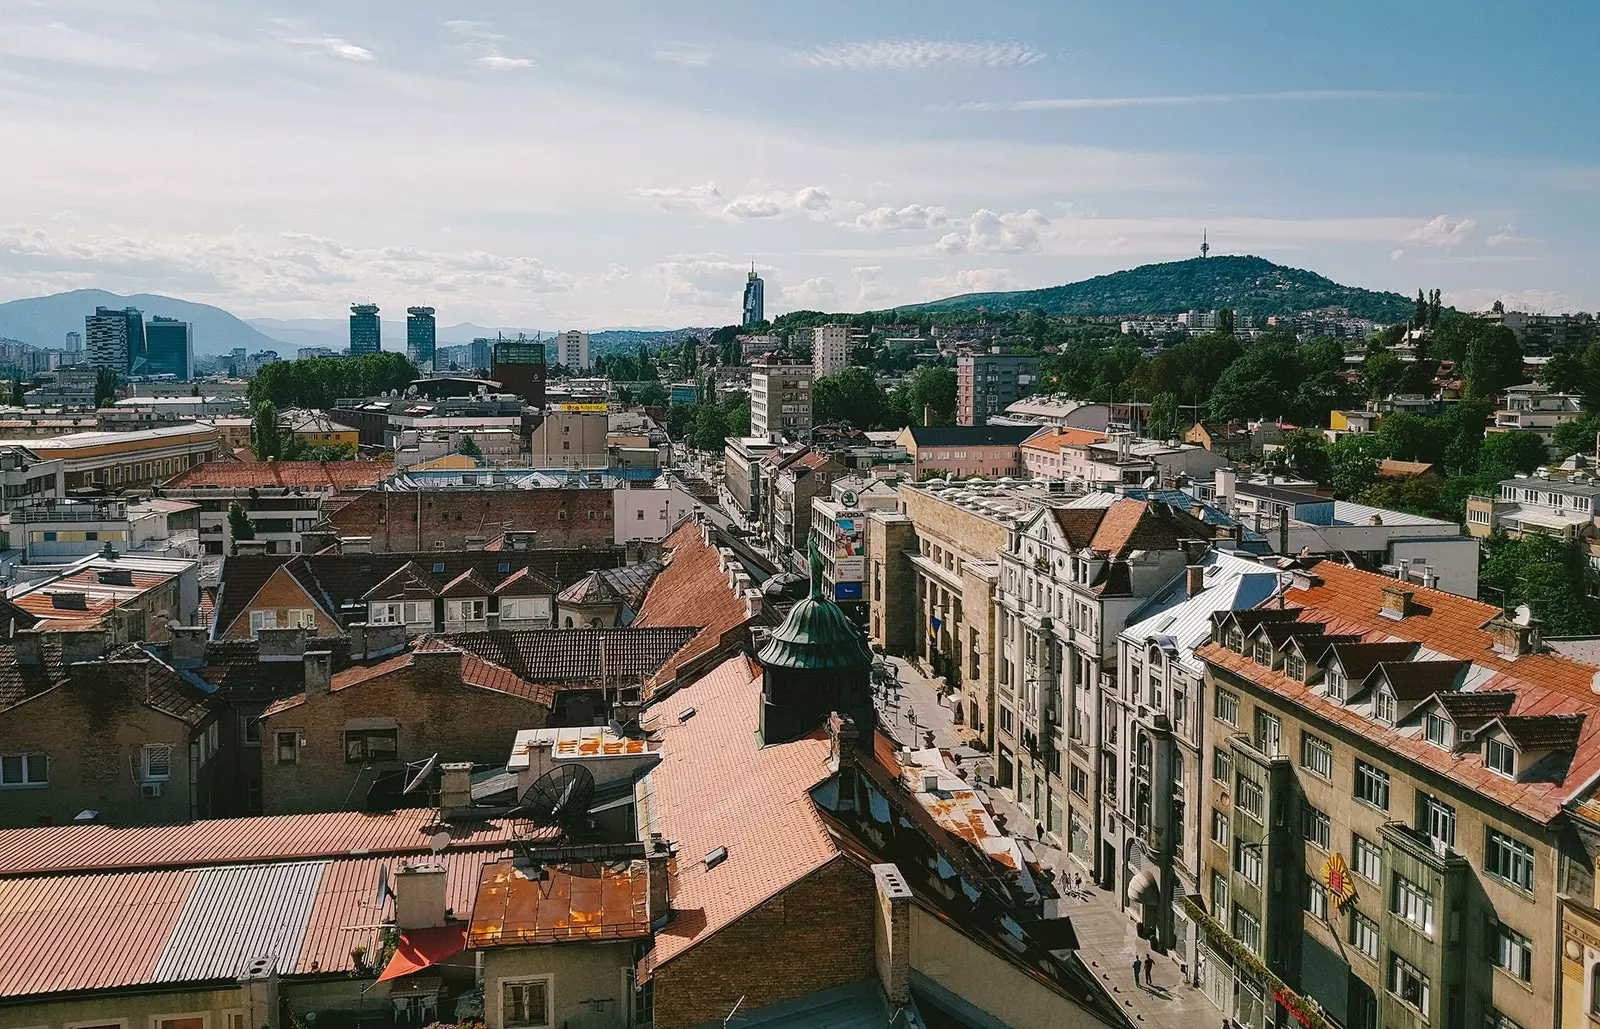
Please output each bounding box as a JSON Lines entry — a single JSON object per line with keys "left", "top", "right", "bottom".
{"left": 1200, "top": 228, "right": 1210, "bottom": 259}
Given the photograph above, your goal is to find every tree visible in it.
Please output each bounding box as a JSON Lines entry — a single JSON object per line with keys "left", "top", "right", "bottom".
{"left": 250, "top": 401, "right": 282, "bottom": 460}
{"left": 1552, "top": 413, "right": 1600, "bottom": 458}
{"left": 1477, "top": 431, "right": 1547, "bottom": 478}
{"left": 1413, "top": 289, "right": 1429, "bottom": 329}
{"left": 1374, "top": 413, "right": 1448, "bottom": 464}
{"left": 1217, "top": 309, "right": 1236, "bottom": 336}
{"left": 456, "top": 436, "right": 482, "bottom": 459}
{"left": 1276, "top": 429, "right": 1330, "bottom": 482}
{"left": 1143, "top": 392, "right": 1184, "bottom": 442}
{"left": 635, "top": 381, "right": 668, "bottom": 407}
{"left": 890, "top": 366, "right": 956, "bottom": 427}
{"left": 1207, "top": 342, "right": 1302, "bottom": 423}
{"left": 814, "top": 367, "right": 891, "bottom": 429}
{"left": 246, "top": 352, "right": 417, "bottom": 410}
{"left": 227, "top": 501, "right": 255, "bottom": 556}
{"left": 1326, "top": 433, "right": 1387, "bottom": 497}
{"left": 1362, "top": 353, "right": 1406, "bottom": 401}
{"left": 93, "top": 367, "right": 117, "bottom": 408}
{"left": 1462, "top": 324, "right": 1524, "bottom": 399}
{"left": 1481, "top": 531, "right": 1599, "bottom": 635}
{"left": 1357, "top": 477, "right": 1445, "bottom": 520}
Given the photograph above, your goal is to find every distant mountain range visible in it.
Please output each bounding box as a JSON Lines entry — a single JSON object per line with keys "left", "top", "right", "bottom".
{"left": 0, "top": 289, "right": 283, "bottom": 355}
{"left": 901, "top": 255, "right": 1414, "bottom": 322}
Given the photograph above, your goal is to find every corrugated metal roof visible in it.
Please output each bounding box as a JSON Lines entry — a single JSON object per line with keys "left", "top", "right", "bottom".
{"left": 0, "top": 868, "right": 196, "bottom": 997}
{"left": 151, "top": 862, "right": 327, "bottom": 983}
{"left": 1121, "top": 550, "right": 1284, "bottom": 675}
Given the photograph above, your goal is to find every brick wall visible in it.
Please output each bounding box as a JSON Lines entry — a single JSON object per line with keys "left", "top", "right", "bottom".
{"left": 650, "top": 857, "right": 876, "bottom": 1029}
{"left": 259, "top": 651, "right": 550, "bottom": 814}
{"left": 324, "top": 490, "right": 616, "bottom": 551}
{"left": 219, "top": 566, "right": 340, "bottom": 638}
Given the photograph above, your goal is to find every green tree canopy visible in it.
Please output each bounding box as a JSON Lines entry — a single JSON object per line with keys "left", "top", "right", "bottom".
{"left": 1477, "top": 431, "right": 1547, "bottom": 478}
{"left": 814, "top": 367, "right": 892, "bottom": 430}
{"left": 456, "top": 435, "right": 483, "bottom": 459}
{"left": 226, "top": 501, "right": 255, "bottom": 556}
{"left": 1145, "top": 392, "right": 1185, "bottom": 442}
{"left": 246, "top": 353, "right": 417, "bottom": 410}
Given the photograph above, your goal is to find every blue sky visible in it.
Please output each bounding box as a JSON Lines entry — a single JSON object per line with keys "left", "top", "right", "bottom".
{"left": 0, "top": 0, "right": 1595, "bottom": 327}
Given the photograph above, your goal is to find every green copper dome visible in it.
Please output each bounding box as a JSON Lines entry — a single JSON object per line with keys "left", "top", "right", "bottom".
{"left": 757, "top": 537, "right": 873, "bottom": 672}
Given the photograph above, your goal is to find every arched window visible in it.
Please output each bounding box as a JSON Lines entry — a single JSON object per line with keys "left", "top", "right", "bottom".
{"left": 1591, "top": 962, "right": 1600, "bottom": 1015}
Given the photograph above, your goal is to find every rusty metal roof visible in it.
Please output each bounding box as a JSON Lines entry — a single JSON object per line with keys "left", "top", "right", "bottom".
{"left": 467, "top": 858, "right": 651, "bottom": 948}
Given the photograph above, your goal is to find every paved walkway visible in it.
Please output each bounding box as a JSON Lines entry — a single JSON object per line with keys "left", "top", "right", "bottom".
{"left": 877, "top": 656, "right": 1221, "bottom": 1027}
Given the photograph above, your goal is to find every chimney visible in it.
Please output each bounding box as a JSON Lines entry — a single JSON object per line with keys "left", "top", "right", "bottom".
{"left": 350, "top": 621, "right": 406, "bottom": 660}
{"left": 828, "top": 711, "right": 861, "bottom": 771}
{"left": 1379, "top": 585, "right": 1415, "bottom": 620}
{"left": 438, "top": 761, "right": 473, "bottom": 818}
{"left": 59, "top": 629, "right": 109, "bottom": 665}
{"left": 871, "top": 863, "right": 912, "bottom": 1005}
{"left": 647, "top": 833, "right": 672, "bottom": 930}
{"left": 742, "top": 588, "right": 763, "bottom": 620}
{"left": 923, "top": 404, "right": 933, "bottom": 427}
{"left": 13, "top": 630, "right": 42, "bottom": 667}
{"left": 236, "top": 958, "right": 281, "bottom": 1029}
{"left": 303, "top": 650, "right": 332, "bottom": 695}
{"left": 1488, "top": 613, "right": 1539, "bottom": 657}
{"left": 393, "top": 864, "right": 448, "bottom": 930}
{"left": 1179, "top": 537, "right": 1208, "bottom": 565}
{"left": 170, "top": 626, "right": 207, "bottom": 669}
{"left": 257, "top": 626, "right": 308, "bottom": 662}
{"left": 1186, "top": 564, "right": 1206, "bottom": 599}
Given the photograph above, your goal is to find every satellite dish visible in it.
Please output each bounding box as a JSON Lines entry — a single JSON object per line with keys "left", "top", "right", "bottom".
{"left": 515, "top": 763, "right": 595, "bottom": 834}
{"left": 428, "top": 831, "right": 452, "bottom": 854}
{"left": 403, "top": 753, "right": 440, "bottom": 795}
{"left": 374, "top": 866, "right": 393, "bottom": 909}
{"left": 1514, "top": 604, "right": 1533, "bottom": 626}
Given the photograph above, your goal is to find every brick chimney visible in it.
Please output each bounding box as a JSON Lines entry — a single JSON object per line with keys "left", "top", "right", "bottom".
{"left": 1489, "top": 613, "right": 1540, "bottom": 657}
{"left": 393, "top": 864, "right": 448, "bottom": 930}
{"left": 303, "top": 650, "right": 332, "bottom": 695}
{"left": 871, "top": 863, "right": 912, "bottom": 1004}
{"left": 922, "top": 405, "right": 933, "bottom": 427}
{"left": 828, "top": 711, "right": 861, "bottom": 771}
{"left": 438, "top": 761, "right": 473, "bottom": 818}
{"left": 1379, "top": 585, "right": 1415, "bottom": 620}
{"left": 647, "top": 833, "right": 673, "bottom": 930}
{"left": 1186, "top": 564, "right": 1206, "bottom": 598}
{"left": 257, "top": 627, "right": 308, "bottom": 662}
{"left": 59, "top": 629, "right": 109, "bottom": 665}
{"left": 170, "top": 626, "right": 207, "bottom": 669}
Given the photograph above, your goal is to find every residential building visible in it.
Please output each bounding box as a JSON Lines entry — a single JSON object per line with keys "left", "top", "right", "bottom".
{"left": 349, "top": 302, "right": 381, "bottom": 355}
{"left": 22, "top": 366, "right": 99, "bottom": 408}
{"left": 297, "top": 345, "right": 338, "bottom": 359}
{"left": 991, "top": 396, "right": 1114, "bottom": 430}
{"left": 490, "top": 335, "right": 547, "bottom": 406}
{"left": 811, "top": 323, "right": 851, "bottom": 378}
{"left": 721, "top": 435, "right": 779, "bottom": 523}
{"left": 85, "top": 305, "right": 143, "bottom": 372}
{"left": 0, "top": 446, "right": 63, "bottom": 514}
{"left": 1037, "top": 432, "right": 1228, "bottom": 487}
{"left": 957, "top": 352, "right": 1039, "bottom": 426}
{"left": 469, "top": 336, "right": 492, "bottom": 372}
{"left": 8, "top": 495, "right": 199, "bottom": 562}
{"left": 160, "top": 459, "right": 388, "bottom": 556}
{"left": 406, "top": 305, "right": 436, "bottom": 370}
{"left": 279, "top": 408, "right": 360, "bottom": 450}
{"left": 1193, "top": 564, "right": 1600, "bottom": 1029}
{"left": 761, "top": 446, "right": 844, "bottom": 570}
{"left": 1490, "top": 382, "right": 1584, "bottom": 443}
{"left": 528, "top": 409, "right": 608, "bottom": 468}
{"left": 142, "top": 315, "right": 193, "bottom": 379}
{"left": 1020, "top": 427, "right": 1108, "bottom": 479}
{"left": 107, "top": 394, "right": 239, "bottom": 420}
{"left": 742, "top": 265, "right": 764, "bottom": 325}
{"left": 895, "top": 424, "right": 1035, "bottom": 479}
{"left": 1186, "top": 422, "right": 1258, "bottom": 460}
{"left": 63, "top": 330, "right": 80, "bottom": 356}
{"left": 0, "top": 423, "right": 223, "bottom": 491}
{"left": 749, "top": 356, "right": 812, "bottom": 440}
{"left": 557, "top": 329, "right": 590, "bottom": 371}
{"left": 610, "top": 477, "right": 699, "bottom": 544}
{"left": 1466, "top": 466, "right": 1600, "bottom": 568}
{"left": 8, "top": 552, "right": 201, "bottom": 639}
{"left": 811, "top": 477, "right": 897, "bottom": 611}
{"left": 554, "top": 562, "right": 662, "bottom": 628}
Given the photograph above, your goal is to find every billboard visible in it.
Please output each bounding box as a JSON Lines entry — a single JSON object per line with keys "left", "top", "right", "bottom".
{"left": 834, "top": 556, "right": 866, "bottom": 580}
{"left": 834, "top": 582, "right": 864, "bottom": 601}
{"left": 555, "top": 402, "right": 608, "bottom": 412}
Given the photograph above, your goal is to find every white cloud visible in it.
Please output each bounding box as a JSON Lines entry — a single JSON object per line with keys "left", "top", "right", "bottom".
{"left": 936, "top": 208, "right": 1048, "bottom": 254}
{"left": 652, "top": 254, "right": 764, "bottom": 310}
{"left": 782, "top": 277, "right": 842, "bottom": 307}
{"left": 631, "top": 183, "right": 723, "bottom": 212}
{"left": 919, "top": 268, "right": 1014, "bottom": 299}
{"left": 724, "top": 186, "right": 832, "bottom": 220}
{"left": 853, "top": 266, "right": 892, "bottom": 306}
{"left": 477, "top": 50, "right": 535, "bottom": 71}
{"left": 285, "top": 35, "right": 375, "bottom": 62}
{"left": 444, "top": 20, "right": 534, "bottom": 70}
{"left": 848, "top": 204, "right": 948, "bottom": 233}
{"left": 600, "top": 263, "right": 631, "bottom": 285}
{"left": 635, "top": 183, "right": 833, "bottom": 221}
{"left": 443, "top": 20, "right": 509, "bottom": 43}
{"left": 947, "top": 90, "right": 1440, "bottom": 112}
{"left": 1442, "top": 288, "right": 1573, "bottom": 314}
{"left": 1389, "top": 248, "right": 1406, "bottom": 261}
{"left": 798, "top": 39, "right": 1045, "bottom": 71}
{"left": 1486, "top": 225, "right": 1534, "bottom": 247}
{"left": 654, "top": 44, "right": 712, "bottom": 67}
{"left": 1401, "top": 214, "right": 1477, "bottom": 248}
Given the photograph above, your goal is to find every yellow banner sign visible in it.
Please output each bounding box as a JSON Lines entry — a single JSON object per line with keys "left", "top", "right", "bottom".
{"left": 1321, "top": 852, "right": 1357, "bottom": 906}
{"left": 555, "top": 402, "right": 608, "bottom": 412}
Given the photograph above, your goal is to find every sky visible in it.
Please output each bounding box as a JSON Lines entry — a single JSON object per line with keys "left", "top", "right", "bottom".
{"left": 0, "top": 0, "right": 1596, "bottom": 329}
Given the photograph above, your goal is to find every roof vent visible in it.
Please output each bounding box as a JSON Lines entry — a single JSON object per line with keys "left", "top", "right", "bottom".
{"left": 678, "top": 706, "right": 696, "bottom": 723}
{"left": 51, "top": 591, "right": 88, "bottom": 610}
{"left": 920, "top": 771, "right": 940, "bottom": 793}
{"left": 704, "top": 846, "right": 728, "bottom": 870}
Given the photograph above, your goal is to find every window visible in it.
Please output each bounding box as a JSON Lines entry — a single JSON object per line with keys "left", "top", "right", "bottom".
{"left": 141, "top": 744, "right": 172, "bottom": 782}
{"left": 1355, "top": 761, "right": 1390, "bottom": 810}
{"left": 1252, "top": 639, "right": 1273, "bottom": 666}
{"left": 1236, "top": 773, "right": 1263, "bottom": 821}
{"left": 403, "top": 601, "right": 432, "bottom": 624}
{"left": 1212, "top": 748, "right": 1232, "bottom": 783}
{"left": 275, "top": 731, "right": 299, "bottom": 765}
{"left": 156, "top": 1018, "right": 206, "bottom": 1029}
{"left": 1420, "top": 794, "right": 1456, "bottom": 852}
{"left": 0, "top": 753, "right": 48, "bottom": 787}
{"left": 1253, "top": 710, "right": 1281, "bottom": 757}
{"left": 1486, "top": 737, "right": 1516, "bottom": 777}
{"left": 1325, "top": 667, "right": 1347, "bottom": 702}
{"left": 369, "top": 603, "right": 401, "bottom": 625}
{"left": 1424, "top": 711, "right": 1452, "bottom": 748}
{"left": 1285, "top": 654, "right": 1306, "bottom": 682}
{"left": 1224, "top": 627, "right": 1243, "bottom": 652}
{"left": 1353, "top": 834, "right": 1382, "bottom": 883}
{"left": 248, "top": 609, "right": 277, "bottom": 635}
{"left": 502, "top": 977, "right": 551, "bottom": 1028}
{"left": 432, "top": 561, "right": 446, "bottom": 573}
{"left": 1232, "top": 904, "right": 1261, "bottom": 954}
{"left": 1350, "top": 910, "right": 1379, "bottom": 960}
{"left": 1390, "top": 954, "right": 1430, "bottom": 1014}
{"left": 1302, "top": 804, "right": 1331, "bottom": 850}
{"left": 1234, "top": 839, "right": 1262, "bottom": 887}
{"left": 1070, "top": 765, "right": 1088, "bottom": 798}
{"left": 1373, "top": 687, "right": 1397, "bottom": 725}
{"left": 344, "top": 729, "right": 398, "bottom": 764}
{"left": 446, "top": 599, "right": 486, "bottom": 622}
{"left": 1493, "top": 924, "right": 1532, "bottom": 981}
{"left": 1485, "top": 1010, "right": 1524, "bottom": 1029}
{"left": 1211, "top": 871, "right": 1229, "bottom": 916}
{"left": 1212, "top": 810, "right": 1231, "bottom": 848}
{"left": 1301, "top": 732, "right": 1332, "bottom": 778}
{"left": 1215, "top": 689, "right": 1239, "bottom": 725}
{"left": 1305, "top": 876, "right": 1328, "bottom": 919}
{"left": 1392, "top": 873, "right": 1434, "bottom": 934}
{"left": 1486, "top": 830, "right": 1534, "bottom": 891}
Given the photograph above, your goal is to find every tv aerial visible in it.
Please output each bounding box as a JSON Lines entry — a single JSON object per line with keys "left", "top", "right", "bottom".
{"left": 512, "top": 763, "right": 595, "bottom": 835}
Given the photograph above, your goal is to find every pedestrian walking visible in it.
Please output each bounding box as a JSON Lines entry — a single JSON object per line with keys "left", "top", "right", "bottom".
{"left": 1035, "top": 820, "right": 1045, "bottom": 841}
{"left": 1132, "top": 958, "right": 1142, "bottom": 989}
{"left": 1143, "top": 954, "right": 1154, "bottom": 986}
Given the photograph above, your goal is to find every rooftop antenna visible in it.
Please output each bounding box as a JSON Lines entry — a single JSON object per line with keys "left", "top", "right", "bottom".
{"left": 1200, "top": 228, "right": 1210, "bottom": 259}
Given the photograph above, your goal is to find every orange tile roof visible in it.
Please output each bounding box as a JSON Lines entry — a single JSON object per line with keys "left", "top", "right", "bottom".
{"left": 1199, "top": 561, "right": 1600, "bottom": 823}
{"left": 262, "top": 649, "right": 557, "bottom": 717}
{"left": 162, "top": 460, "right": 388, "bottom": 490}
{"left": 633, "top": 521, "right": 759, "bottom": 692}
{"left": 1020, "top": 427, "right": 1107, "bottom": 454}
{"left": 637, "top": 657, "right": 837, "bottom": 977}
{"left": 1088, "top": 498, "right": 1208, "bottom": 556}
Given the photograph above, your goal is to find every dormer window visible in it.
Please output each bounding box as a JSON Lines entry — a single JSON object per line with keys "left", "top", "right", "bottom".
{"left": 1326, "top": 667, "right": 1347, "bottom": 702}
{"left": 1373, "top": 687, "right": 1397, "bottom": 725}
{"left": 1285, "top": 653, "right": 1306, "bottom": 682}
{"left": 1424, "top": 712, "right": 1452, "bottom": 749}
{"left": 1251, "top": 640, "right": 1273, "bottom": 667}
{"left": 1225, "top": 627, "right": 1243, "bottom": 652}
{"left": 1486, "top": 737, "right": 1516, "bottom": 778}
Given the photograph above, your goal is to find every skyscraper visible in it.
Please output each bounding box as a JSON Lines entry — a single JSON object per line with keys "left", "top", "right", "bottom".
{"left": 491, "top": 334, "right": 547, "bottom": 407}
{"left": 742, "top": 266, "right": 765, "bottom": 326}
{"left": 406, "top": 306, "right": 436, "bottom": 370}
{"left": 349, "top": 303, "right": 381, "bottom": 356}
{"left": 63, "top": 331, "right": 82, "bottom": 358}
{"left": 143, "top": 316, "right": 193, "bottom": 380}
{"left": 558, "top": 330, "right": 590, "bottom": 371}
{"left": 85, "top": 306, "right": 142, "bottom": 372}
{"left": 469, "top": 338, "right": 492, "bottom": 373}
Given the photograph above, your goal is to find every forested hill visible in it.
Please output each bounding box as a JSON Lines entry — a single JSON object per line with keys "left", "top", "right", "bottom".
{"left": 902, "top": 256, "right": 1413, "bottom": 322}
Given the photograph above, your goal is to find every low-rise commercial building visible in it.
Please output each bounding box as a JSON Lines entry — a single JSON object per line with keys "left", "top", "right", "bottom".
{"left": 896, "top": 424, "right": 1036, "bottom": 479}
{"left": 0, "top": 423, "right": 222, "bottom": 491}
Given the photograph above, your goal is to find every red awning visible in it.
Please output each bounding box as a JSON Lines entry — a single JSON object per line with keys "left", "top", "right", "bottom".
{"left": 377, "top": 925, "right": 468, "bottom": 982}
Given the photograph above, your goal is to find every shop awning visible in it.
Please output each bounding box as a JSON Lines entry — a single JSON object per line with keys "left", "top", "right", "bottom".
{"left": 377, "top": 925, "right": 468, "bottom": 982}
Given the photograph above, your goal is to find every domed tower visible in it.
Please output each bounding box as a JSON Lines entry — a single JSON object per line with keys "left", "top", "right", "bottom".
{"left": 757, "top": 537, "right": 874, "bottom": 744}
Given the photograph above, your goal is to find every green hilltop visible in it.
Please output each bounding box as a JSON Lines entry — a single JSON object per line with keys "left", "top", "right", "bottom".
{"left": 900, "top": 255, "right": 1413, "bottom": 322}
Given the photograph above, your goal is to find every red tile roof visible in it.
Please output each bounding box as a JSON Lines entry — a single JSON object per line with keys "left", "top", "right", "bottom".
{"left": 637, "top": 657, "right": 837, "bottom": 977}
{"left": 1088, "top": 498, "right": 1209, "bottom": 556}
{"left": 1021, "top": 427, "right": 1107, "bottom": 454}
{"left": 632, "top": 522, "right": 763, "bottom": 692}
{"left": 162, "top": 460, "right": 389, "bottom": 490}
{"left": 262, "top": 649, "right": 556, "bottom": 717}
{"left": 1200, "top": 561, "right": 1600, "bottom": 823}
{"left": 427, "top": 627, "right": 698, "bottom": 683}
